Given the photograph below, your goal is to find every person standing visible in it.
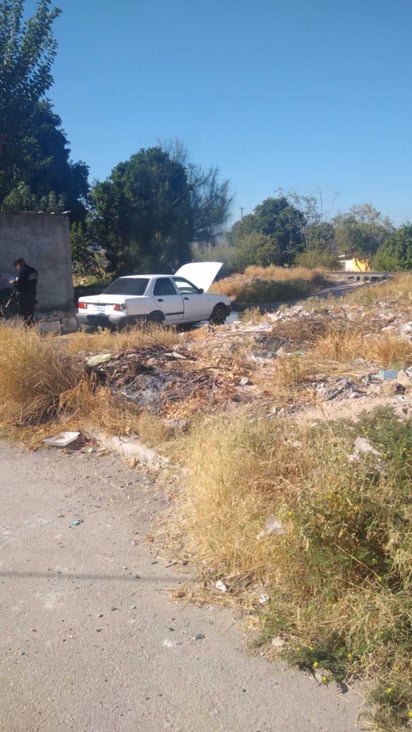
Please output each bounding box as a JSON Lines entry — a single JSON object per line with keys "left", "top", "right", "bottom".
{"left": 9, "top": 258, "right": 38, "bottom": 326}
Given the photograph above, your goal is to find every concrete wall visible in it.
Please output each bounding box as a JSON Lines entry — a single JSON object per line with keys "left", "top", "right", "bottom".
{"left": 0, "top": 212, "right": 74, "bottom": 310}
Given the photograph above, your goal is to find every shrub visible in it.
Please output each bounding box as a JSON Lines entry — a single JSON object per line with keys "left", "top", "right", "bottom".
{"left": 296, "top": 250, "right": 340, "bottom": 270}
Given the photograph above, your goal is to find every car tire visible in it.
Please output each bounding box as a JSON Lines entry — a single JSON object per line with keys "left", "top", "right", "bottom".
{"left": 209, "top": 303, "right": 228, "bottom": 325}
{"left": 146, "top": 310, "right": 165, "bottom": 325}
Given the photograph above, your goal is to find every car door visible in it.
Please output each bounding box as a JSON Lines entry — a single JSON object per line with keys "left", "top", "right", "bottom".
{"left": 172, "top": 277, "right": 211, "bottom": 321}
{"left": 152, "top": 277, "right": 184, "bottom": 323}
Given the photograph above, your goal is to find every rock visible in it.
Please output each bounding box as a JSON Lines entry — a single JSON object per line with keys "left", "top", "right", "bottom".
{"left": 194, "top": 633, "right": 205, "bottom": 641}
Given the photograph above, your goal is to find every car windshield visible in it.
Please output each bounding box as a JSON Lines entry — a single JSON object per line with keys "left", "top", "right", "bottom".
{"left": 103, "top": 277, "right": 149, "bottom": 296}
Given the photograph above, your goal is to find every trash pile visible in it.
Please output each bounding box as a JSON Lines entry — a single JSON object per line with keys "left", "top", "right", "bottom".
{"left": 82, "top": 296, "right": 412, "bottom": 425}
{"left": 85, "top": 345, "right": 248, "bottom": 418}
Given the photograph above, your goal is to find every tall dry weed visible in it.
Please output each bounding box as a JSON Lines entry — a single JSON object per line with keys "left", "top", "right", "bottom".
{"left": 66, "top": 323, "right": 178, "bottom": 355}
{"left": 0, "top": 323, "right": 82, "bottom": 425}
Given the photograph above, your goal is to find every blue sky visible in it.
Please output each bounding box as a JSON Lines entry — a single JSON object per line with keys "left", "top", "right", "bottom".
{"left": 27, "top": 0, "right": 412, "bottom": 224}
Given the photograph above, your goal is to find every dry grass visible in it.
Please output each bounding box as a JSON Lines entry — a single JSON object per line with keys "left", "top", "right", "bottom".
{"left": 0, "top": 323, "right": 82, "bottom": 426}
{"left": 0, "top": 322, "right": 177, "bottom": 445}
{"left": 175, "top": 410, "right": 412, "bottom": 728}
{"left": 65, "top": 323, "right": 178, "bottom": 355}
{"left": 343, "top": 273, "right": 412, "bottom": 310}
{"left": 311, "top": 328, "right": 412, "bottom": 369}
{"left": 212, "top": 266, "right": 326, "bottom": 303}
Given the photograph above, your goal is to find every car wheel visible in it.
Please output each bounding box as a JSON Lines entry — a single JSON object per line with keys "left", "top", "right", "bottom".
{"left": 209, "top": 303, "right": 228, "bottom": 325}
{"left": 146, "top": 310, "right": 165, "bottom": 325}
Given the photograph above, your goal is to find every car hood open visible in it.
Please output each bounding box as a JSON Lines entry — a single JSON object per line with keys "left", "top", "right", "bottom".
{"left": 174, "top": 262, "right": 223, "bottom": 292}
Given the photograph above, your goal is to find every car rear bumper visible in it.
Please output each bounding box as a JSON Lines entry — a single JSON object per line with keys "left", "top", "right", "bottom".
{"left": 77, "top": 313, "right": 126, "bottom": 328}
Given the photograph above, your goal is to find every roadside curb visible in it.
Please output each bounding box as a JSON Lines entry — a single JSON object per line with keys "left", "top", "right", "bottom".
{"left": 84, "top": 427, "right": 168, "bottom": 468}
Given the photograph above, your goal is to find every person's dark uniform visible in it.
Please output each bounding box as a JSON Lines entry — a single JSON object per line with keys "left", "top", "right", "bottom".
{"left": 10, "top": 258, "right": 38, "bottom": 326}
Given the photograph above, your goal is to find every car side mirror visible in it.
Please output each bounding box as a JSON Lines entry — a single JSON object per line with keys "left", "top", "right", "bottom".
{"left": 198, "top": 288, "right": 204, "bottom": 294}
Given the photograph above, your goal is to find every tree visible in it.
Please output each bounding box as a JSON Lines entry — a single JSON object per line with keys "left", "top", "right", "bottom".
{"left": 228, "top": 197, "right": 306, "bottom": 266}
{"left": 274, "top": 188, "right": 339, "bottom": 254}
{"left": 0, "top": 0, "right": 60, "bottom": 188}
{"left": 333, "top": 204, "right": 394, "bottom": 257}
{"left": 374, "top": 225, "right": 412, "bottom": 271}
{"left": 92, "top": 146, "right": 231, "bottom": 274}
{"left": 0, "top": 1, "right": 89, "bottom": 218}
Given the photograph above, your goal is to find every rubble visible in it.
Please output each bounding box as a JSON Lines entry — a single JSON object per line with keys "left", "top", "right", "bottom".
{"left": 79, "top": 294, "right": 412, "bottom": 426}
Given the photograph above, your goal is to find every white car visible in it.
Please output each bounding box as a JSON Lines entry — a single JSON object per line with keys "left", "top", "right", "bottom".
{"left": 77, "top": 262, "right": 231, "bottom": 329}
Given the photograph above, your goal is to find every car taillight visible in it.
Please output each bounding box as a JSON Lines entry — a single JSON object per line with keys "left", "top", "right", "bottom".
{"left": 78, "top": 302, "right": 88, "bottom": 309}
{"left": 113, "top": 304, "right": 125, "bottom": 312}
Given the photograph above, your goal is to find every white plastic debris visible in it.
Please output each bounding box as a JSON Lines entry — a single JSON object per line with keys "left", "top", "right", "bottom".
{"left": 43, "top": 431, "right": 81, "bottom": 448}
{"left": 162, "top": 639, "right": 175, "bottom": 649}
{"left": 271, "top": 636, "right": 286, "bottom": 648}
{"left": 350, "top": 436, "right": 381, "bottom": 461}
{"left": 86, "top": 353, "right": 112, "bottom": 368}
{"left": 259, "top": 593, "right": 270, "bottom": 605}
{"left": 215, "top": 580, "right": 227, "bottom": 593}
{"left": 256, "top": 514, "right": 285, "bottom": 540}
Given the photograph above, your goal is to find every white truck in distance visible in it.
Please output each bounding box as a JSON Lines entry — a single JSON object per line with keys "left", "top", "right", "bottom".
{"left": 77, "top": 262, "right": 231, "bottom": 329}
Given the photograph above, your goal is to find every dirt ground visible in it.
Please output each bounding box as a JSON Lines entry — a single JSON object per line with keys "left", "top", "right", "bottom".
{"left": 0, "top": 442, "right": 363, "bottom": 732}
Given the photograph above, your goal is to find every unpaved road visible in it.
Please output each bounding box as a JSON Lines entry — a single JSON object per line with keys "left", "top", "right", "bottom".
{"left": 0, "top": 443, "right": 363, "bottom": 731}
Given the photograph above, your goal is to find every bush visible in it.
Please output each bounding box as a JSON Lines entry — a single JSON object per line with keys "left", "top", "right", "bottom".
{"left": 296, "top": 250, "right": 340, "bottom": 270}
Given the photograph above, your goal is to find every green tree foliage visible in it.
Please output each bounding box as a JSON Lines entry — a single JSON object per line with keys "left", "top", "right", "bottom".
{"left": 373, "top": 224, "right": 412, "bottom": 271}
{"left": 92, "top": 146, "right": 231, "bottom": 274}
{"left": 0, "top": 1, "right": 89, "bottom": 218}
{"left": 295, "top": 250, "right": 340, "bottom": 269}
{"left": 229, "top": 197, "right": 306, "bottom": 267}
{"left": 332, "top": 204, "right": 393, "bottom": 257}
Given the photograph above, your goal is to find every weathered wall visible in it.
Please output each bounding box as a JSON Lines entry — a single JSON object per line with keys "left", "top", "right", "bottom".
{"left": 0, "top": 212, "right": 74, "bottom": 310}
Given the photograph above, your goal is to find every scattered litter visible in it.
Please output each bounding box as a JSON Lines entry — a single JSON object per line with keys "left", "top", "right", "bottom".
{"left": 162, "top": 639, "right": 175, "bottom": 649}
{"left": 271, "top": 636, "right": 286, "bottom": 648}
{"left": 318, "top": 379, "right": 363, "bottom": 402}
{"left": 86, "top": 353, "right": 112, "bottom": 368}
{"left": 257, "top": 514, "right": 285, "bottom": 540}
{"left": 379, "top": 369, "right": 398, "bottom": 381}
{"left": 43, "top": 431, "right": 81, "bottom": 448}
{"left": 215, "top": 580, "right": 227, "bottom": 593}
{"left": 259, "top": 593, "right": 270, "bottom": 605}
{"left": 239, "top": 376, "right": 252, "bottom": 386}
{"left": 71, "top": 519, "right": 83, "bottom": 527}
{"left": 350, "top": 436, "right": 382, "bottom": 463}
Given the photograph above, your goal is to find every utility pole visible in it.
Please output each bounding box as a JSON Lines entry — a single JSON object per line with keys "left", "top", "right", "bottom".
{"left": 240, "top": 207, "right": 244, "bottom": 220}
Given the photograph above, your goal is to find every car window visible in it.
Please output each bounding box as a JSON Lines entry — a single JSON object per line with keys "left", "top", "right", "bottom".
{"left": 103, "top": 277, "right": 149, "bottom": 296}
{"left": 172, "top": 277, "right": 201, "bottom": 295}
{"left": 153, "top": 278, "right": 177, "bottom": 296}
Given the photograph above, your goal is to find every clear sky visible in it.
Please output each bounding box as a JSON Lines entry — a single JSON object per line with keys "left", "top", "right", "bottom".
{"left": 26, "top": 0, "right": 412, "bottom": 224}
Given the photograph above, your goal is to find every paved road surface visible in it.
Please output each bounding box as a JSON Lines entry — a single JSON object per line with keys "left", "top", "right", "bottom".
{"left": 0, "top": 443, "right": 362, "bottom": 731}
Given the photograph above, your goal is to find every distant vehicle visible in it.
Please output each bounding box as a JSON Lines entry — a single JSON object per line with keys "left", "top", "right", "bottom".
{"left": 77, "top": 262, "right": 231, "bottom": 329}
